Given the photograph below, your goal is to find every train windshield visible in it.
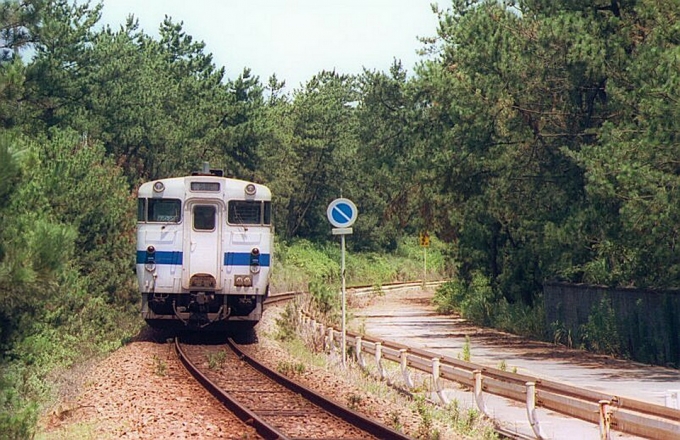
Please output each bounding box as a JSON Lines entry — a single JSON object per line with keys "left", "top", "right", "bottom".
{"left": 228, "top": 201, "right": 271, "bottom": 225}
{"left": 147, "top": 199, "right": 181, "bottom": 222}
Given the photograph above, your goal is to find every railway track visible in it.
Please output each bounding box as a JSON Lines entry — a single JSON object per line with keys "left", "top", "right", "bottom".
{"left": 175, "top": 337, "right": 414, "bottom": 439}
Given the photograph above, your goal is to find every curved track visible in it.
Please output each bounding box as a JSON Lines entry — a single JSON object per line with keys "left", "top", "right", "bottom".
{"left": 175, "top": 337, "right": 414, "bottom": 439}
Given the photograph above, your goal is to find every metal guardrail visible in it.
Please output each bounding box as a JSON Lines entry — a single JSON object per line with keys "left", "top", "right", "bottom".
{"left": 298, "top": 282, "right": 680, "bottom": 440}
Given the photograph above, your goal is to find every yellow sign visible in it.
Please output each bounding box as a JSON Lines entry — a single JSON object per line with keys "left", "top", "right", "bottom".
{"left": 419, "top": 231, "right": 430, "bottom": 247}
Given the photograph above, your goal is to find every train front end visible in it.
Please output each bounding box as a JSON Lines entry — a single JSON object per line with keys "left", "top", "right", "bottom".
{"left": 136, "top": 171, "right": 273, "bottom": 331}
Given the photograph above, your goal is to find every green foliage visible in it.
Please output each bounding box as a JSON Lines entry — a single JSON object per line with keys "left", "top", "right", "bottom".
{"left": 152, "top": 355, "right": 167, "bottom": 377}
{"left": 277, "top": 360, "right": 306, "bottom": 376}
{"left": 435, "top": 272, "right": 496, "bottom": 326}
{"left": 273, "top": 238, "right": 450, "bottom": 295}
{"left": 259, "top": 71, "right": 359, "bottom": 240}
{"left": 274, "top": 301, "right": 300, "bottom": 342}
{"left": 579, "top": 296, "right": 620, "bottom": 356}
{"left": 278, "top": 239, "right": 340, "bottom": 284}
{"left": 0, "top": 372, "right": 38, "bottom": 440}
{"left": 461, "top": 336, "right": 471, "bottom": 362}
{"left": 308, "top": 279, "right": 340, "bottom": 319}
{"left": 414, "top": 395, "right": 439, "bottom": 439}
{"left": 435, "top": 273, "right": 547, "bottom": 339}
{"left": 207, "top": 351, "right": 227, "bottom": 371}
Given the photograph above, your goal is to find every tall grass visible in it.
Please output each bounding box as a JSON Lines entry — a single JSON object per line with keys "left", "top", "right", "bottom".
{"left": 271, "top": 236, "right": 450, "bottom": 294}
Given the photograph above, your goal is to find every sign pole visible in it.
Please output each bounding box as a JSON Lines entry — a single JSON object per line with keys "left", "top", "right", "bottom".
{"left": 326, "top": 198, "right": 358, "bottom": 370}
{"left": 341, "top": 233, "right": 347, "bottom": 367}
{"left": 424, "top": 246, "right": 427, "bottom": 286}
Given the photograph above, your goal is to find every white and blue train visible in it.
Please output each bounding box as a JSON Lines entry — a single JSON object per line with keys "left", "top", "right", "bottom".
{"left": 136, "top": 165, "right": 273, "bottom": 330}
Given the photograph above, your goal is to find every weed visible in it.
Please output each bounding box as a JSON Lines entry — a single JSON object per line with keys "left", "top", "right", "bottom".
{"left": 277, "top": 361, "right": 306, "bottom": 376}
{"left": 551, "top": 321, "right": 574, "bottom": 348}
{"left": 498, "top": 360, "right": 506, "bottom": 371}
{"left": 461, "top": 336, "right": 471, "bottom": 362}
{"left": 152, "top": 355, "right": 166, "bottom": 376}
{"left": 389, "top": 410, "right": 403, "bottom": 432}
{"left": 207, "top": 351, "right": 227, "bottom": 370}
{"left": 357, "top": 319, "right": 367, "bottom": 336}
{"left": 347, "top": 393, "right": 363, "bottom": 410}
{"left": 414, "top": 395, "right": 440, "bottom": 439}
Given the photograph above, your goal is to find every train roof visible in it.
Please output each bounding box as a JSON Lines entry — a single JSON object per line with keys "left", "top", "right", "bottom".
{"left": 137, "top": 175, "right": 271, "bottom": 200}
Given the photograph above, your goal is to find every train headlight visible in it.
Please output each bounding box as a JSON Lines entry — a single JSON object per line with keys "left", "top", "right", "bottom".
{"left": 145, "top": 246, "right": 156, "bottom": 272}
{"left": 250, "top": 247, "right": 260, "bottom": 273}
{"left": 244, "top": 183, "right": 256, "bottom": 196}
{"left": 234, "top": 275, "right": 253, "bottom": 287}
{"left": 153, "top": 181, "right": 165, "bottom": 193}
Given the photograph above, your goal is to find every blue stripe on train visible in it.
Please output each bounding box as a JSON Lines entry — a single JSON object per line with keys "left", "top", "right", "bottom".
{"left": 136, "top": 251, "right": 183, "bottom": 265}
{"left": 136, "top": 251, "right": 270, "bottom": 267}
{"left": 224, "top": 252, "right": 271, "bottom": 267}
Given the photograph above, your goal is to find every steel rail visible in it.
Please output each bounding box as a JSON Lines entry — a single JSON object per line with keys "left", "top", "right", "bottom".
{"left": 175, "top": 336, "right": 414, "bottom": 440}
{"left": 265, "top": 281, "right": 445, "bottom": 306}
{"left": 174, "top": 338, "right": 286, "bottom": 440}
{"left": 226, "top": 338, "right": 415, "bottom": 440}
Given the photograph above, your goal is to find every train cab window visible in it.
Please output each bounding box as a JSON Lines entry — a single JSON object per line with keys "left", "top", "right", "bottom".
{"left": 228, "top": 201, "right": 263, "bottom": 225}
{"left": 193, "top": 205, "right": 216, "bottom": 231}
{"left": 148, "top": 199, "right": 181, "bottom": 223}
{"left": 137, "top": 199, "right": 146, "bottom": 221}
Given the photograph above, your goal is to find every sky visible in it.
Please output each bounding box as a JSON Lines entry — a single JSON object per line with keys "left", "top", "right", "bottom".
{"left": 98, "top": 0, "right": 441, "bottom": 91}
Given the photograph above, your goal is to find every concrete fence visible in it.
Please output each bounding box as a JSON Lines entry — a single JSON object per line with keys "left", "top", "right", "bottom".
{"left": 544, "top": 282, "right": 680, "bottom": 367}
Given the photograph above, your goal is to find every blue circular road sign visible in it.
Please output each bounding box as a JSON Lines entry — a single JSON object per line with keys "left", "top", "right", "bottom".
{"left": 327, "top": 198, "right": 358, "bottom": 228}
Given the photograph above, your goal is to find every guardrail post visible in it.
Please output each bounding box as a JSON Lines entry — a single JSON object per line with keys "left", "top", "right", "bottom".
{"left": 327, "top": 328, "right": 335, "bottom": 354}
{"left": 355, "top": 336, "right": 366, "bottom": 368}
{"left": 375, "top": 342, "right": 387, "bottom": 379}
{"left": 317, "top": 322, "right": 325, "bottom": 351}
{"left": 473, "top": 370, "right": 490, "bottom": 417}
{"left": 599, "top": 400, "right": 612, "bottom": 440}
{"left": 432, "top": 358, "right": 450, "bottom": 405}
{"left": 400, "top": 349, "right": 414, "bottom": 389}
{"left": 526, "top": 382, "right": 546, "bottom": 440}
{"left": 665, "top": 389, "right": 680, "bottom": 409}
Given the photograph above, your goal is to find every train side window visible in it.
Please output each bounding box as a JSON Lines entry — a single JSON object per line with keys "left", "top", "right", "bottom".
{"left": 148, "top": 199, "right": 181, "bottom": 223}
{"left": 137, "top": 198, "right": 146, "bottom": 222}
{"left": 193, "top": 205, "right": 216, "bottom": 231}
{"left": 228, "top": 201, "right": 261, "bottom": 225}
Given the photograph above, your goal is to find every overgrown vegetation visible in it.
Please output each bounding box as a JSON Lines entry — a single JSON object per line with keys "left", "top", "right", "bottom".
{"left": 434, "top": 274, "right": 546, "bottom": 340}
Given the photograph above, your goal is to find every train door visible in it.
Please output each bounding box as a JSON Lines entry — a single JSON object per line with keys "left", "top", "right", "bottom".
{"left": 183, "top": 202, "right": 222, "bottom": 290}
